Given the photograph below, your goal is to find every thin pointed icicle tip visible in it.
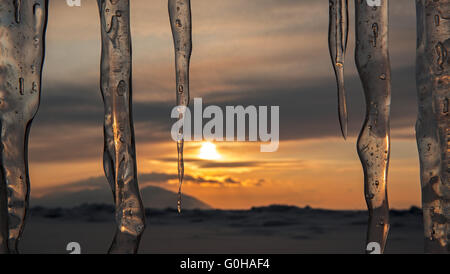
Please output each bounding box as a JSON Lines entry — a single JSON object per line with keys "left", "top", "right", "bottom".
{"left": 169, "top": 0, "right": 192, "bottom": 213}
{"left": 328, "top": 0, "right": 349, "bottom": 140}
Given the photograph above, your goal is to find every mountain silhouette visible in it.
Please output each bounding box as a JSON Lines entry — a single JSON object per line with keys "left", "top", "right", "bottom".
{"left": 32, "top": 185, "right": 211, "bottom": 210}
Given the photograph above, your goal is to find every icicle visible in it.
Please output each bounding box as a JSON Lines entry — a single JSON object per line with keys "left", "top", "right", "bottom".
{"left": 97, "top": 0, "right": 145, "bottom": 254}
{"left": 177, "top": 138, "right": 184, "bottom": 213}
{"left": 415, "top": 0, "right": 449, "bottom": 254}
{"left": 0, "top": 0, "right": 48, "bottom": 254}
{"left": 169, "top": 0, "right": 192, "bottom": 214}
{"left": 354, "top": 0, "right": 391, "bottom": 253}
{"left": 328, "top": 0, "right": 349, "bottom": 139}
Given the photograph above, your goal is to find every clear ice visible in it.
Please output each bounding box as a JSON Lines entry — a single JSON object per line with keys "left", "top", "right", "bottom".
{"left": 415, "top": 0, "right": 449, "bottom": 253}
{"left": 97, "top": 0, "right": 145, "bottom": 254}
{"left": 355, "top": 0, "right": 391, "bottom": 253}
{"left": 328, "top": 0, "right": 349, "bottom": 139}
{"left": 169, "top": 0, "right": 192, "bottom": 214}
{"left": 0, "top": 0, "right": 48, "bottom": 254}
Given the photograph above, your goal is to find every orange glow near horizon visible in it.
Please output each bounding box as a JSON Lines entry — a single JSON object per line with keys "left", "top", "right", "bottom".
{"left": 29, "top": 138, "right": 422, "bottom": 210}
{"left": 26, "top": 0, "right": 421, "bottom": 211}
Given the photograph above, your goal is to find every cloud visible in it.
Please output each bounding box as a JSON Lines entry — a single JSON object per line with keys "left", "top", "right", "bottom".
{"left": 30, "top": 64, "right": 417, "bottom": 163}
{"left": 197, "top": 161, "right": 261, "bottom": 169}
{"left": 24, "top": 0, "right": 423, "bottom": 210}
{"left": 35, "top": 171, "right": 263, "bottom": 196}
{"left": 28, "top": 0, "right": 418, "bottom": 165}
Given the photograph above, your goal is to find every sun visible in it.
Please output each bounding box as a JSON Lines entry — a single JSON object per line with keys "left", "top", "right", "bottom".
{"left": 198, "top": 142, "right": 221, "bottom": 160}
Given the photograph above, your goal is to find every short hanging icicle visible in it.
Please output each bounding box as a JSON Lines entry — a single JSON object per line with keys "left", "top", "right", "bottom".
{"left": 169, "top": 0, "right": 192, "bottom": 213}
{"left": 354, "top": 0, "right": 391, "bottom": 253}
{"left": 97, "top": 0, "right": 145, "bottom": 254}
{"left": 0, "top": 0, "right": 48, "bottom": 254}
{"left": 415, "top": 0, "right": 449, "bottom": 253}
{"left": 328, "top": 0, "right": 349, "bottom": 139}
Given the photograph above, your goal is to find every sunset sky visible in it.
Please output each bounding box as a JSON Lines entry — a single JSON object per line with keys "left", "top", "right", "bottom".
{"left": 28, "top": 0, "right": 421, "bottom": 210}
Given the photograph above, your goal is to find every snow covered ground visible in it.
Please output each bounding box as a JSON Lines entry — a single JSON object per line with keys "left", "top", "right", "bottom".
{"left": 19, "top": 205, "right": 424, "bottom": 254}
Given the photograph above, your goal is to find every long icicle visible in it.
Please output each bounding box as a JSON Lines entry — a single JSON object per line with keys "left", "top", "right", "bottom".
{"left": 97, "top": 0, "right": 145, "bottom": 254}
{"left": 355, "top": 0, "right": 391, "bottom": 253}
{"left": 328, "top": 0, "right": 349, "bottom": 139}
{"left": 169, "top": 0, "right": 192, "bottom": 214}
{"left": 415, "top": 0, "right": 449, "bottom": 253}
{"left": 0, "top": 0, "right": 48, "bottom": 254}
